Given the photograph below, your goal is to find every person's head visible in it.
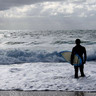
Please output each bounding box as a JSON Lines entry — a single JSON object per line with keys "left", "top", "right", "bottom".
{"left": 75, "top": 39, "right": 81, "bottom": 45}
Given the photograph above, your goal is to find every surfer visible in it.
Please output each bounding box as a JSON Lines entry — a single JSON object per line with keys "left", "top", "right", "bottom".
{"left": 71, "top": 39, "right": 87, "bottom": 78}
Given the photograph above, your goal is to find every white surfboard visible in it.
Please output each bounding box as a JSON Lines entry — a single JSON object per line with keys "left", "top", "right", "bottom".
{"left": 60, "top": 51, "right": 82, "bottom": 66}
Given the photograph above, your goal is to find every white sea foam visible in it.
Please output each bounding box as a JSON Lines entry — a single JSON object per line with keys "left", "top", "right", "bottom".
{"left": 0, "top": 62, "right": 95, "bottom": 91}
{"left": 0, "top": 30, "right": 95, "bottom": 91}
{"left": 0, "top": 30, "right": 95, "bottom": 64}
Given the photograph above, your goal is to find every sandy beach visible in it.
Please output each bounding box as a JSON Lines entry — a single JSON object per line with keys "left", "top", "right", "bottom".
{"left": 0, "top": 91, "right": 96, "bottom": 96}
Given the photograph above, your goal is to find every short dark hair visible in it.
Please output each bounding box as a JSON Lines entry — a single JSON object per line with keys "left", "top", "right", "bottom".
{"left": 75, "top": 39, "right": 81, "bottom": 45}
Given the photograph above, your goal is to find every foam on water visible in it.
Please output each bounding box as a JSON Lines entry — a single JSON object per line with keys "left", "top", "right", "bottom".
{"left": 0, "top": 30, "right": 95, "bottom": 91}
{"left": 0, "top": 30, "right": 95, "bottom": 64}
{"left": 0, "top": 62, "right": 95, "bottom": 91}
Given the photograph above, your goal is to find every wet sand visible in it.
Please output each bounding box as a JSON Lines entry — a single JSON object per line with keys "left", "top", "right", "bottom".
{"left": 0, "top": 91, "right": 96, "bottom": 96}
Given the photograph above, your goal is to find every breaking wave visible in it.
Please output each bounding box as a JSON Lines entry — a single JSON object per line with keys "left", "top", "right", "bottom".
{"left": 0, "top": 49, "right": 95, "bottom": 64}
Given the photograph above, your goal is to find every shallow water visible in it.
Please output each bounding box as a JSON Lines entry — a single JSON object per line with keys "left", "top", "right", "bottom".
{"left": 0, "top": 62, "right": 95, "bottom": 91}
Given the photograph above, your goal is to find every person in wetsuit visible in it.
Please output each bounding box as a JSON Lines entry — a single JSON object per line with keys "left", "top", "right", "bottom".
{"left": 71, "top": 39, "right": 87, "bottom": 78}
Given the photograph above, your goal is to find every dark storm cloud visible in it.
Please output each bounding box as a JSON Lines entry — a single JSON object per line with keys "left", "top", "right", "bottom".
{"left": 0, "top": 0, "right": 64, "bottom": 10}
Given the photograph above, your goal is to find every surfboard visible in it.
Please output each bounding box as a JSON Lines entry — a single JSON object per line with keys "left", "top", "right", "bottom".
{"left": 60, "top": 51, "right": 82, "bottom": 66}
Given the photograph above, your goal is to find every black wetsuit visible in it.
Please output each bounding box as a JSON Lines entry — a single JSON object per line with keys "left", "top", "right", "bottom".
{"left": 71, "top": 45, "right": 87, "bottom": 78}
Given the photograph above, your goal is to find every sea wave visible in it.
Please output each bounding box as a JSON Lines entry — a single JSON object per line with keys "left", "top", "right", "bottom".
{"left": 0, "top": 49, "right": 95, "bottom": 64}
{"left": 0, "top": 49, "right": 63, "bottom": 64}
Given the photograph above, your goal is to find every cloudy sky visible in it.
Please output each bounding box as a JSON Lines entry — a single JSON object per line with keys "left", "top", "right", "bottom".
{"left": 0, "top": 0, "right": 96, "bottom": 30}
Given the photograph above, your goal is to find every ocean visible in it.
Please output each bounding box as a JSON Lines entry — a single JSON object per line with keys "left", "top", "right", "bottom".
{"left": 0, "top": 30, "right": 96, "bottom": 91}
{"left": 0, "top": 30, "right": 95, "bottom": 64}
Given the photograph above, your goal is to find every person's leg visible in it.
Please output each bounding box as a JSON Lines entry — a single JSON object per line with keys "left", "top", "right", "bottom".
{"left": 74, "top": 66, "right": 78, "bottom": 78}
{"left": 80, "top": 64, "right": 85, "bottom": 77}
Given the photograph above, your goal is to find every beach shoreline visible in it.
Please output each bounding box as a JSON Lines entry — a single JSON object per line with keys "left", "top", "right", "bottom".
{"left": 0, "top": 90, "right": 96, "bottom": 96}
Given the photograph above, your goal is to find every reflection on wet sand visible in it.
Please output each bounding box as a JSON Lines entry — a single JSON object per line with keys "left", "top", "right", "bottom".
{"left": 74, "top": 91, "right": 84, "bottom": 96}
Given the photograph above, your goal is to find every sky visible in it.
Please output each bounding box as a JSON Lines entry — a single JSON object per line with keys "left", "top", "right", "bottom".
{"left": 0, "top": 0, "right": 96, "bottom": 30}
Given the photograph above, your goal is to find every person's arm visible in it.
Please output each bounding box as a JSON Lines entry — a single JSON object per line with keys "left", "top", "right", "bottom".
{"left": 83, "top": 47, "right": 87, "bottom": 64}
{"left": 71, "top": 48, "right": 75, "bottom": 65}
